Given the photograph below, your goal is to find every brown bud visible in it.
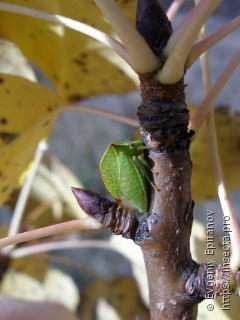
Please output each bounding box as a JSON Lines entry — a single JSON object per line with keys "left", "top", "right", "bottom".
{"left": 136, "top": 0, "right": 172, "bottom": 57}
{"left": 71, "top": 188, "right": 136, "bottom": 239}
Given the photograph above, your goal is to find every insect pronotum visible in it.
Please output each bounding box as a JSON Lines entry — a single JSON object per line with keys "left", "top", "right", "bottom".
{"left": 100, "top": 141, "right": 152, "bottom": 215}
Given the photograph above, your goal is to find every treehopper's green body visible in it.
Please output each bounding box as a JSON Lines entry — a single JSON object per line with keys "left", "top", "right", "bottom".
{"left": 100, "top": 141, "right": 148, "bottom": 215}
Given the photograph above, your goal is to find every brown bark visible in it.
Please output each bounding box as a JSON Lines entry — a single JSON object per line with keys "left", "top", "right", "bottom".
{"left": 135, "top": 76, "right": 200, "bottom": 319}
{"left": 137, "top": 151, "right": 198, "bottom": 319}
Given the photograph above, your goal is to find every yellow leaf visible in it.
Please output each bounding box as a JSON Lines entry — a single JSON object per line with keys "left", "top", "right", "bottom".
{"left": 0, "top": 38, "right": 36, "bottom": 81}
{"left": 0, "top": 269, "right": 45, "bottom": 301}
{"left": 0, "top": 74, "right": 61, "bottom": 205}
{"left": 0, "top": 267, "right": 79, "bottom": 312}
{"left": 97, "top": 299, "right": 122, "bottom": 320}
{"left": 191, "top": 106, "right": 240, "bottom": 201}
{"left": 43, "top": 268, "right": 79, "bottom": 311}
{"left": 22, "top": 159, "right": 88, "bottom": 228}
{"left": 10, "top": 253, "right": 48, "bottom": 282}
{"left": 0, "top": 0, "right": 138, "bottom": 101}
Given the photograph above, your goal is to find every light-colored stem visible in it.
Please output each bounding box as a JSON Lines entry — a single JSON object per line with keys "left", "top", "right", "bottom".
{"left": 187, "top": 16, "right": 240, "bottom": 68}
{"left": 164, "top": 0, "right": 222, "bottom": 56}
{"left": 10, "top": 240, "right": 114, "bottom": 258}
{"left": 94, "top": 0, "right": 161, "bottom": 73}
{"left": 0, "top": 2, "right": 135, "bottom": 69}
{"left": 199, "top": 27, "right": 240, "bottom": 272}
{"left": 167, "top": 0, "right": 185, "bottom": 21}
{"left": 207, "top": 111, "right": 240, "bottom": 272}
{"left": 3, "top": 141, "right": 47, "bottom": 254}
{"left": 189, "top": 49, "right": 240, "bottom": 133}
{"left": 1, "top": 104, "right": 137, "bottom": 149}
{"left": 67, "top": 104, "right": 137, "bottom": 127}
{"left": 0, "top": 218, "right": 100, "bottom": 250}
{"left": 157, "top": 0, "right": 222, "bottom": 84}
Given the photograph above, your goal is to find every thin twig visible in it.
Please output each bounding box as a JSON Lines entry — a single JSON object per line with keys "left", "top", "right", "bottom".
{"left": 164, "top": 0, "right": 222, "bottom": 56}
{"left": 189, "top": 49, "right": 240, "bottom": 134}
{"left": 67, "top": 104, "right": 138, "bottom": 127}
{"left": 0, "top": 218, "right": 100, "bottom": 250}
{"left": 10, "top": 239, "right": 115, "bottom": 258}
{"left": 187, "top": 16, "right": 240, "bottom": 68}
{"left": 47, "top": 254, "right": 102, "bottom": 277}
{"left": 2, "top": 141, "right": 48, "bottom": 255}
{"left": 207, "top": 111, "right": 240, "bottom": 272}
{"left": 167, "top": 0, "right": 185, "bottom": 21}
{"left": 0, "top": 103, "right": 137, "bottom": 158}
{"left": 198, "top": 25, "right": 240, "bottom": 272}
{"left": 157, "top": 0, "right": 222, "bottom": 83}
